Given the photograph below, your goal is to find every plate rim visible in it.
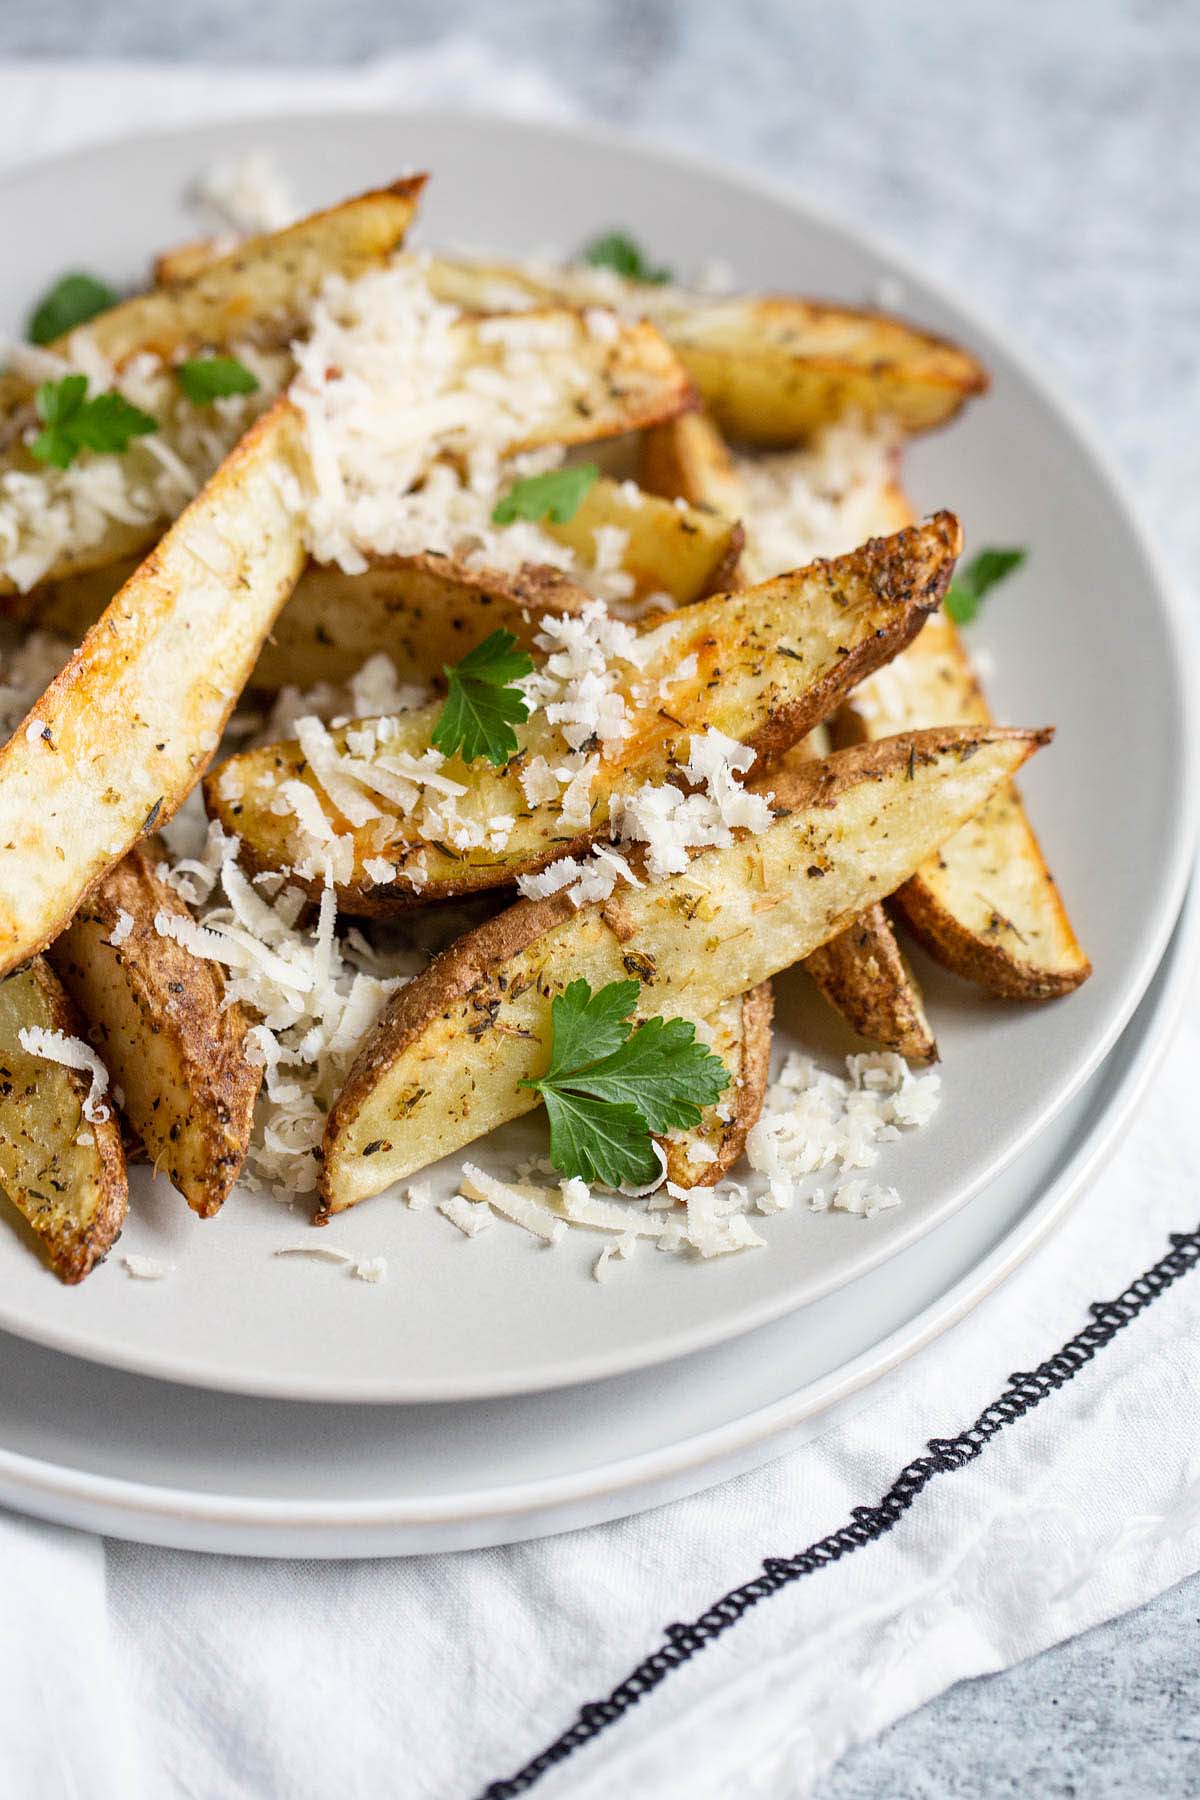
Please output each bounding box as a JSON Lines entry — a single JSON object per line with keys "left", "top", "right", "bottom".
{"left": 0, "top": 876, "right": 1193, "bottom": 1554}
{"left": 0, "top": 107, "right": 1194, "bottom": 1402}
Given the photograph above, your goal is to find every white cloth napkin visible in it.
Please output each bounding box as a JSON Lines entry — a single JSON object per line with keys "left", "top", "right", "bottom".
{"left": 1, "top": 44, "right": 1198, "bottom": 1800}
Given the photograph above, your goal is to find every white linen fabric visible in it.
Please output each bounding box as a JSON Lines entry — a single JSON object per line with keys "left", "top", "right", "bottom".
{"left": 0, "top": 42, "right": 1198, "bottom": 1800}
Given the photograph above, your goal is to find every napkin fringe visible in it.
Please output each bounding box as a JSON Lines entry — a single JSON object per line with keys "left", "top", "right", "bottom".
{"left": 480, "top": 1223, "right": 1200, "bottom": 1798}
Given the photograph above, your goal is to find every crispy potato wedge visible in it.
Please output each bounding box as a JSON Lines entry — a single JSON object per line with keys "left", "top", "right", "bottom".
{"left": 844, "top": 609, "right": 1091, "bottom": 999}
{"left": 0, "top": 401, "right": 308, "bottom": 978}
{"left": 48, "top": 841, "right": 262, "bottom": 1217}
{"left": 660, "top": 983, "right": 773, "bottom": 1189}
{"left": 29, "top": 475, "right": 738, "bottom": 684}
{"left": 801, "top": 904, "right": 937, "bottom": 1064}
{"left": 1, "top": 181, "right": 425, "bottom": 434}
{"left": 207, "top": 515, "right": 961, "bottom": 913}
{"left": 420, "top": 256, "right": 987, "bottom": 443}
{"left": 320, "top": 724, "right": 1047, "bottom": 1210}
{"left": 0, "top": 957, "right": 127, "bottom": 1280}
{"left": 639, "top": 408, "right": 751, "bottom": 533}
{"left": 643, "top": 413, "right": 936, "bottom": 1060}
{"left": 34, "top": 554, "right": 593, "bottom": 691}
{"left": 0, "top": 183, "right": 425, "bottom": 597}
{"left": 539, "top": 474, "right": 742, "bottom": 602}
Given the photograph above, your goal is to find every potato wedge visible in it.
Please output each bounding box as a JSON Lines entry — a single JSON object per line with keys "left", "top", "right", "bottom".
{"left": 320, "top": 724, "right": 1047, "bottom": 1210}
{"left": 801, "top": 904, "right": 937, "bottom": 1064}
{"left": 844, "top": 609, "right": 1091, "bottom": 999}
{"left": 0, "top": 182, "right": 425, "bottom": 597}
{"left": 48, "top": 841, "right": 262, "bottom": 1217}
{"left": 538, "top": 474, "right": 742, "bottom": 603}
{"left": 1, "top": 180, "right": 425, "bottom": 434}
{"left": 642, "top": 412, "right": 936, "bottom": 1060}
{"left": 29, "top": 475, "right": 738, "bottom": 684}
{"left": 207, "top": 515, "right": 961, "bottom": 913}
{"left": 420, "top": 256, "right": 987, "bottom": 442}
{"left": 0, "top": 400, "right": 308, "bottom": 978}
{"left": 0, "top": 957, "right": 127, "bottom": 1280}
{"left": 639, "top": 408, "right": 751, "bottom": 533}
{"left": 153, "top": 236, "right": 232, "bottom": 286}
{"left": 660, "top": 983, "right": 773, "bottom": 1189}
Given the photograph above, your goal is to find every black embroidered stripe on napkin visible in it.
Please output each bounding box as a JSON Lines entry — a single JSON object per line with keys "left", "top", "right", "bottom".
{"left": 479, "top": 1224, "right": 1200, "bottom": 1799}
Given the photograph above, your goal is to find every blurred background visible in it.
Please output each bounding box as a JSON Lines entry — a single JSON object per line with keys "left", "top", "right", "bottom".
{"left": 0, "top": 2, "right": 1194, "bottom": 1792}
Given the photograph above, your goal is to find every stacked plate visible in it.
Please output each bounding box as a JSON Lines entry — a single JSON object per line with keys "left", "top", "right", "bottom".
{"left": 0, "top": 114, "right": 1193, "bottom": 1556}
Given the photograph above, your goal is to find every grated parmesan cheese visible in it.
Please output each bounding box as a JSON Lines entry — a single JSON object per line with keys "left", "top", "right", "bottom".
{"left": 122, "top": 1255, "right": 172, "bottom": 1281}
{"left": 18, "top": 1026, "right": 111, "bottom": 1123}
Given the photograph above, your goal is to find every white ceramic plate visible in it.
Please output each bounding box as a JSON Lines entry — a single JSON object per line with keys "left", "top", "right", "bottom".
{"left": 0, "top": 884, "right": 1192, "bottom": 1557}
{"left": 0, "top": 113, "right": 1193, "bottom": 1402}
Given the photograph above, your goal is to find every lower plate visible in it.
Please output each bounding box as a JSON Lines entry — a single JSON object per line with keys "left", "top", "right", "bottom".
{"left": 0, "top": 882, "right": 1192, "bottom": 1558}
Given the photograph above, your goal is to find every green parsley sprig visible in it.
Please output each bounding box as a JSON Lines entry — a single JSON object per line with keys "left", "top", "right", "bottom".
{"left": 30, "top": 374, "right": 158, "bottom": 471}
{"left": 430, "top": 629, "right": 534, "bottom": 767}
{"left": 522, "top": 978, "right": 730, "bottom": 1187}
{"left": 27, "top": 272, "right": 117, "bottom": 346}
{"left": 492, "top": 462, "right": 599, "bottom": 526}
{"left": 175, "top": 356, "right": 260, "bottom": 405}
{"left": 582, "top": 231, "right": 673, "bottom": 286}
{"left": 944, "top": 546, "right": 1027, "bottom": 625}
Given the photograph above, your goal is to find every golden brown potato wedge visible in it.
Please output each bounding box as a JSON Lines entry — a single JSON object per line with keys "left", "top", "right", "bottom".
{"left": 320, "top": 724, "right": 1047, "bottom": 1211}
{"left": 0, "top": 957, "right": 127, "bottom": 1281}
{"left": 206, "top": 515, "right": 961, "bottom": 913}
{"left": 659, "top": 983, "right": 773, "bottom": 1189}
{"left": 639, "top": 408, "right": 751, "bottom": 533}
{"left": 844, "top": 608, "right": 1091, "bottom": 999}
{"left": 801, "top": 904, "right": 937, "bottom": 1064}
{"left": 0, "top": 182, "right": 426, "bottom": 597}
{"left": 29, "top": 475, "right": 738, "bottom": 683}
{"left": 0, "top": 400, "right": 308, "bottom": 978}
{"left": 420, "top": 256, "right": 988, "bottom": 442}
{"left": 1, "top": 180, "right": 425, "bottom": 434}
{"left": 48, "top": 841, "right": 262, "bottom": 1217}
{"left": 643, "top": 413, "right": 936, "bottom": 1060}
{"left": 538, "top": 474, "right": 742, "bottom": 602}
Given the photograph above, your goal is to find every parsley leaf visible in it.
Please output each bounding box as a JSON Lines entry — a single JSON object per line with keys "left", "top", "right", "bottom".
{"left": 492, "top": 462, "right": 599, "bottom": 526}
{"left": 582, "top": 231, "right": 673, "bottom": 286}
{"left": 430, "top": 629, "right": 534, "bottom": 766}
{"left": 175, "top": 356, "right": 260, "bottom": 405}
{"left": 27, "top": 272, "right": 117, "bottom": 346}
{"left": 522, "top": 978, "right": 730, "bottom": 1187}
{"left": 944, "top": 546, "right": 1027, "bottom": 625}
{"left": 30, "top": 375, "right": 158, "bottom": 470}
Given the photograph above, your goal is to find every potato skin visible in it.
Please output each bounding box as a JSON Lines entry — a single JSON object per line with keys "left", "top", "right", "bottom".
{"left": 49, "top": 841, "right": 261, "bottom": 1218}
{"left": 660, "top": 983, "right": 774, "bottom": 1188}
{"left": 803, "top": 903, "right": 937, "bottom": 1064}
{"left": 0, "top": 957, "right": 127, "bottom": 1282}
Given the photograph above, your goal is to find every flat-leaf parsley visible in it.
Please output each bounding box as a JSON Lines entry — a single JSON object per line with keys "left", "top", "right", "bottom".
{"left": 582, "top": 231, "right": 673, "bottom": 286}
{"left": 522, "top": 978, "right": 730, "bottom": 1187}
{"left": 175, "top": 356, "right": 260, "bottom": 405}
{"left": 430, "top": 629, "right": 534, "bottom": 767}
{"left": 28, "top": 272, "right": 117, "bottom": 346}
{"left": 944, "top": 546, "right": 1027, "bottom": 625}
{"left": 30, "top": 375, "right": 158, "bottom": 470}
{"left": 491, "top": 462, "right": 599, "bottom": 526}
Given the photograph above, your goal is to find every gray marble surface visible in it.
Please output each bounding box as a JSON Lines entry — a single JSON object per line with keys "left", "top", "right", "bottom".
{"left": 1, "top": 1, "right": 1197, "bottom": 1792}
